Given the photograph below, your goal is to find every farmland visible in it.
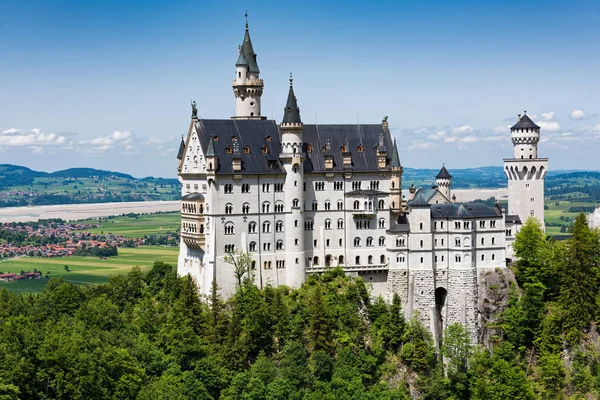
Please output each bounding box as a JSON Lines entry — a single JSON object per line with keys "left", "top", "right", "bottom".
{"left": 83, "top": 211, "right": 180, "bottom": 238}
{"left": 0, "top": 246, "right": 178, "bottom": 293}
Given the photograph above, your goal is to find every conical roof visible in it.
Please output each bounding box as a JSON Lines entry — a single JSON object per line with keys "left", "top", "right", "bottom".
{"left": 177, "top": 137, "right": 185, "bottom": 160}
{"left": 240, "top": 24, "right": 260, "bottom": 73}
{"left": 206, "top": 136, "right": 216, "bottom": 157}
{"left": 391, "top": 138, "right": 401, "bottom": 167}
{"left": 511, "top": 113, "right": 539, "bottom": 130}
{"left": 436, "top": 165, "right": 452, "bottom": 179}
{"left": 236, "top": 50, "right": 248, "bottom": 66}
{"left": 282, "top": 76, "right": 301, "bottom": 124}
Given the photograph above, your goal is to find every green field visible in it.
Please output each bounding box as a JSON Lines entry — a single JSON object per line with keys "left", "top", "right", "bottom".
{"left": 544, "top": 200, "right": 599, "bottom": 237}
{"left": 83, "top": 212, "right": 180, "bottom": 238}
{"left": 0, "top": 246, "right": 178, "bottom": 293}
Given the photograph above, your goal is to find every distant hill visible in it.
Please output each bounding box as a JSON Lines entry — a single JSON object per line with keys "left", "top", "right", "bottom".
{"left": 0, "top": 164, "right": 180, "bottom": 208}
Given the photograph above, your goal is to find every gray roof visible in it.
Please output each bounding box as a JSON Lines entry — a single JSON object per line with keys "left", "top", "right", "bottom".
{"left": 191, "top": 120, "right": 394, "bottom": 175}
{"left": 240, "top": 27, "right": 259, "bottom": 73}
{"left": 391, "top": 138, "right": 401, "bottom": 167}
{"left": 408, "top": 188, "right": 439, "bottom": 206}
{"left": 436, "top": 166, "right": 451, "bottom": 179}
{"left": 196, "top": 119, "right": 283, "bottom": 174}
{"left": 236, "top": 51, "right": 248, "bottom": 67}
{"left": 181, "top": 193, "right": 204, "bottom": 201}
{"left": 177, "top": 137, "right": 185, "bottom": 160}
{"left": 430, "top": 202, "right": 502, "bottom": 219}
{"left": 387, "top": 214, "right": 409, "bottom": 233}
{"left": 511, "top": 114, "right": 539, "bottom": 130}
{"left": 505, "top": 214, "right": 522, "bottom": 224}
{"left": 302, "top": 124, "right": 393, "bottom": 173}
{"left": 282, "top": 79, "right": 301, "bottom": 124}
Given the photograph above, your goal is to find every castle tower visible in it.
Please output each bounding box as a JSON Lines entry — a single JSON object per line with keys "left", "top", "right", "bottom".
{"left": 504, "top": 112, "right": 548, "bottom": 230}
{"left": 279, "top": 74, "right": 306, "bottom": 288}
{"left": 389, "top": 137, "right": 403, "bottom": 212}
{"left": 435, "top": 165, "right": 452, "bottom": 202}
{"left": 232, "top": 15, "right": 265, "bottom": 120}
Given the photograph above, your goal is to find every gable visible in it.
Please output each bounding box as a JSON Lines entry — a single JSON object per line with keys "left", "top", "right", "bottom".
{"left": 181, "top": 121, "right": 206, "bottom": 174}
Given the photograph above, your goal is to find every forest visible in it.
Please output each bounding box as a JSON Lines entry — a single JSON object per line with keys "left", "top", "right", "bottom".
{"left": 0, "top": 214, "right": 600, "bottom": 399}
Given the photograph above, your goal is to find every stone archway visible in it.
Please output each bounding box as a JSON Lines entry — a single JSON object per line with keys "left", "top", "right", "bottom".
{"left": 435, "top": 287, "right": 448, "bottom": 345}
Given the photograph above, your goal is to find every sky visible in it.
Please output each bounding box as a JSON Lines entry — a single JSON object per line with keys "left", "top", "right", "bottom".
{"left": 1, "top": 0, "right": 599, "bottom": 178}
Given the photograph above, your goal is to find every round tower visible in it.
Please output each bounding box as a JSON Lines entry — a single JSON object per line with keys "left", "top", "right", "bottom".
{"left": 232, "top": 15, "right": 264, "bottom": 120}
{"left": 279, "top": 74, "right": 306, "bottom": 288}
{"left": 511, "top": 112, "right": 540, "bottom": 159}
{"left": 504, "top": 111, "right": 548, "bottom": 230}
{"left": 435, "top": 165, "right": 452, "bottom": 202}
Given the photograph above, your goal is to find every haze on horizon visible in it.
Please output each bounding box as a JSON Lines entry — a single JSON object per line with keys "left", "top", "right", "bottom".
{"left": 1, "top": 0, "right": 599, "bottom": 178}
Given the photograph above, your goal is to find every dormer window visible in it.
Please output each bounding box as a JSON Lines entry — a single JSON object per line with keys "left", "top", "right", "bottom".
{"left": 307, "top": 145, "right": 313, "bottom": 153}
{"left": 322, "top": 145, "right": 328, "bottom": 152}
{"left": 262, "top": 146, "right": 269, "bottom": 154}
{"left": 226, "top": 146, "right": 233, "bottom": 154}
{"left": 244, "top": 146, "right": 251, "bottom": 154}
{"left": 213, "top": 136, "right": 219, "bottom": 141}
{"left": 287, "top": 107, "right": 292, "bottom": 113}
{"left": 265, "top": 135, "right": 272, "bottom": 142}
{"left": 230, "top": 135, "right": 237, "bottom": 141}
{"left": 341, "top": 145, "right": 347, "bottom": 152}
{"left": 357, "top": 144, "right": 364, "bottom": 153}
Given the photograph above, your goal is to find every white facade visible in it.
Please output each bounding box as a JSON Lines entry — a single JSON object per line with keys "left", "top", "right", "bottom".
{"left": 175, "top": 22, "right": 545, "bottom": 344}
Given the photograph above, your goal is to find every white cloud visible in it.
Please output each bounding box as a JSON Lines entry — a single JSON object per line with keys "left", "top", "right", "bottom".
{"left": 452, "top": 125, "right": 473, "bottom": 134}
{"left": 570, "top": 109, "right": 585, "bottom": 120}
{"left": 0, "top": 128, "right": 67, "bottom": 147}
{"left": 541, "top": 111, "right": 555, "bottom": 121}
{"left": 536, "top": 120, "right": 561, "bottom": 132}
{"left": 409, "top": 142, "right": 435, "bottom": 150}
{"left": 89, "top": 130, "right": 134, "bottom": 150}
{"left": 427, "top": 131, "right": 446, "bottom": 140}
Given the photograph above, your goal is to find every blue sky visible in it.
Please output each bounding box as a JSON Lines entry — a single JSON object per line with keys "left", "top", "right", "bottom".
{"left": 1, "top": 0, "right": 599, "bottom": 177}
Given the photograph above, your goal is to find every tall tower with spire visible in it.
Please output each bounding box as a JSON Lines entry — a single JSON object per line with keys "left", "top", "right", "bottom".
{"left": 232, "top": 14, "right": 265, "bottom": 120}
{"left": 504, "top": 112, "right": 548, "bottom": 230}
{"left": 279, "top": 74, "right": 306, "bottom": 288}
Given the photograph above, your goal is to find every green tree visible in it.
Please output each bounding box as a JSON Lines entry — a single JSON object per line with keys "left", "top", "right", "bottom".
{"left": 557, "top": 213, "right": 600, "bottom": 343}
{"left": 442, "top": 323, "right": 472, "bottom": 398}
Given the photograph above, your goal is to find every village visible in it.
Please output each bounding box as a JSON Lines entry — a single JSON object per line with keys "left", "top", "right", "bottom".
{"left": 0, "top": 219, "right": 144, "bottom": 261}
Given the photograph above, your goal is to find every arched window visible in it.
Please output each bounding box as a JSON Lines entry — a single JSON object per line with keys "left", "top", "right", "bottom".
{"left": 275, "top": 202, "right": 284, "bottom": 213}
{"left": 339, "top": 255, "right": 344, "bottom": 264}
{"left": 293, "top": 198, "right": 299, "bottom": 208}
{"left": 324, "top": 201, "right": 331, "bottom": 210}
{"left": 353, "top": 200, "right": 360, "bottom": 210}
{"left": 225, "top": 203, "right": 233, "bottom": 214}
{"left": 338, "top": 219, "right": 344, "bottom": 229}
{"left": 367, "top": 237, "right": 373, "bottom": 246}
{"left": 378, "top": 199, "right": 385, "bottom": 209}
{"left": 262, "top": 202, "right": 270, "bottom": 213}
{"left": 455, "top": 238, "right": 461, "bottom": 247}
{"left": 355, "top": 256, "right": 361, "bottom": 265}
{"left": 354, "top": 237, "right": 361, "bottom": 247}
{"left": 276, "top": 240, "right": 284, "bottom": 250}
{"left": 312, "top": 201, "right": 318, "bottom": 211}
{"left": 224, "top": 222, "right": 234, "bottom": 235}
{"left": 368, "top": 255, "right": 373, "bottom": 264}
{"left": 396, "top": 236, "right": 405, "bottom": 247}
{"left": 379, "top": 236, "right": 385, "bottom": 246}
{"left": 304, "top": 219, "right": 314, "bottom": 230}
{"left": 378, "top": 218, "right": 385, "bottom": 229}
{"left": 313, "top": 256, "right": 319, "bottom": 265}
{"left": 262, "top": 221, "right": 271, "bottom": 233}
{"left": 380, "top": 255, "right": 386, "bottom": 264}
{"left": 248, "top": 222, "right": 257, "bottom": 233}
{"left": 249, "top": 242, "right": 257, "bottom": 252}
{"left": 276, "top": 220, "right": 284, "bottom": 232}
{"left": 396, "top": 253, "right": 406, "bottom": 262}
{"left": 242, "top": 203, "right": 250, "bottom": 214}
{"left": 325, "top": 219, "right": 332, "bottom": 230}
{"left": 337, "top": 200, "right": 344, "bottom": 210}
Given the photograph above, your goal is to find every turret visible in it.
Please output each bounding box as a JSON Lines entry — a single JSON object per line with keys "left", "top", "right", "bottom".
{"left": 279, "top": 74, "right": 305, "bottom": 288}
{"left": 435, "top": 165, "right": 452, "bottom": 202}
{"left": 510, "top": 112, "right": 540, "bottom": 159}
{"left": 232, "top": 14, "right": 265, "bottom": 120}
{"left": 389, "top": 135, "right": 403, "bottom": 212}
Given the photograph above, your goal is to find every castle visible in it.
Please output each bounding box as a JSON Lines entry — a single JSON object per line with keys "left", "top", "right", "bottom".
{"left": 176, "top": 19, "right": 547, "bottom": 343}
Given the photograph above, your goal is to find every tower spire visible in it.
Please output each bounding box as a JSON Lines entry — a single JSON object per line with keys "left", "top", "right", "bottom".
{"left": 245, "top": 11, "right": 248, "bottom": 31}
{"left": 282, "top": 73, "right": 301, "bottom": 124}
